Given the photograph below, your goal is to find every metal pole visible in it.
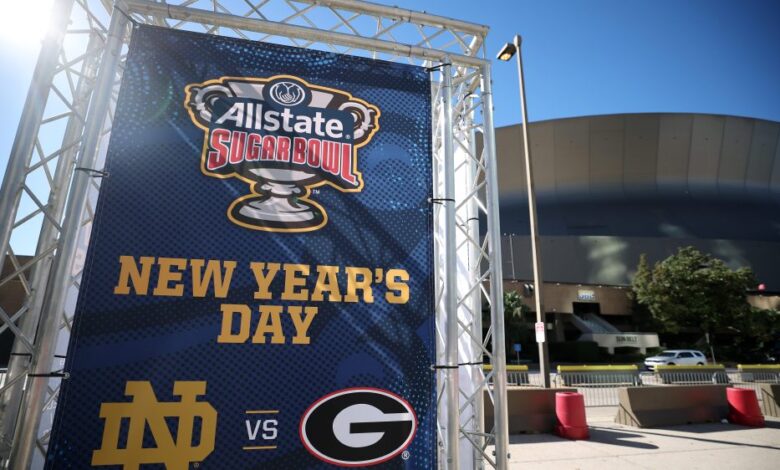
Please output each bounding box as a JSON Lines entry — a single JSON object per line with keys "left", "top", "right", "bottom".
{"left": 123, "top": 0, "right": 485, "bottom": 68}
{"left": 480, "top": 63, "right": 510, "bottom": 469}
{"left": 0, "top": 0, "right": 75, "bottom": 279}
{"left": 509, "top": 236, "right": 516, "bottom": 279}
{"left": 430, "top": 77, "right": 446, "bottom": 467}
{"left": 705, "top": 332, "right": 716, "bottom": 364}
{"left": 513, "top": 34, "right": 550, "bottom": 388}
{"left": 296, "top": 0, "right": 489, "bottom": 36}
{"left": 441, "top": 60, "right": 460, "bottom": 470}
{"left": 8, "top": 10, "right": 129, "bottom": 468}
{"left": 0, "top": 31, "right": 103, "bottom": 458}
{"left": 467, "top": 126, "right": 485, "bottom": 469}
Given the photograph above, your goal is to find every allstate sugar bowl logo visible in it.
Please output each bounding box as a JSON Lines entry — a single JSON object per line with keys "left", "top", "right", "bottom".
{"left": 268, "top": 81, "right": 307, "bottom": 106}
{"left": 185, "top": 75, "right": 380, "bottom": 232}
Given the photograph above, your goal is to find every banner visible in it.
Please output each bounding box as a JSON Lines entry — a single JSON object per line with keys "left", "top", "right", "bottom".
{"left": 46, "top": 25, "right": 435, "bottom": 469}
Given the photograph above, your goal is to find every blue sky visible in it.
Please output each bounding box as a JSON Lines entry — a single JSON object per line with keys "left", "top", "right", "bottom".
{"left": 0, "top": 0, "right": 779, "bottom": 254}
{"left": 2, "top": 0, "right": 780, "bottom": 166}
{"left": 413, "top": 0, "right": 780, "bottom": 125}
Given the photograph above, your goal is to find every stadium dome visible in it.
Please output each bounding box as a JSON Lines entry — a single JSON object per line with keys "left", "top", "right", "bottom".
{"left": 496, "top": 112, "right": 780, "bottom": 289}
{"left": 492, "top": 113, "right": 780, "bottom": 345}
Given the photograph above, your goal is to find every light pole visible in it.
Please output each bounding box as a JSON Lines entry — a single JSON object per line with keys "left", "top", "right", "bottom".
{"left": 497, "top": 35, "right": 551, "bottom": 388}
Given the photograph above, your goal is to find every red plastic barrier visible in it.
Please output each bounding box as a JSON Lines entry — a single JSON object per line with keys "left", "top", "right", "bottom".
{"left": 555, "top": 392, "right": 589, "bottom": 439}
{"left": 726, "top": 387, "right": 765, "bottom": 427}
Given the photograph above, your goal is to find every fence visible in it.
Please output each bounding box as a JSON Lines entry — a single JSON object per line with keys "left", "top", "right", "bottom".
{"left": 738, "top": 364, "right": 780, "bottom": 383}
{"left": 557, "top": 365, "right": 641, "bottom": 387}
{"left": 489, "top": 366, "right": 780, "bottom": 407}
{"left": 484, "top": 365, "right": 530, "bottom": 386}
{"left": 653, "top": 365, "right": 730, "bottom": 384}
{"left": 554, "top": 365, "right": 641, "bottom": 407}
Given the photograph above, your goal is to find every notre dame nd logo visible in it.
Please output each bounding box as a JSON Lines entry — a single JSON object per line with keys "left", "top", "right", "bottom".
{"left": 92, "top": 381, "right": 217, "bottom": 469}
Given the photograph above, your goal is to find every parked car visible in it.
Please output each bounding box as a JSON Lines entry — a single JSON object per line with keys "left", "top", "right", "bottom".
{"left": 644, "top": 349, "right": 707, "bottom": 370}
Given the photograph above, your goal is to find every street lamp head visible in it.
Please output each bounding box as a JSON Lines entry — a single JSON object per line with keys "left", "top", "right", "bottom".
{"left": 496, "top": 42, "right": 516, "bottom": 61}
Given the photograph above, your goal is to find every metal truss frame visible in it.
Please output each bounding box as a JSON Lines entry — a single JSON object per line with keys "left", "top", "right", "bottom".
{"left": 0, "top": 1, "right": 509, "bottom": 468}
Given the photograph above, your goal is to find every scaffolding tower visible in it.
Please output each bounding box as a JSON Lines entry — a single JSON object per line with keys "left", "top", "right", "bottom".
{"left": 0, "top": 1, "right": 509, "bottom": 468}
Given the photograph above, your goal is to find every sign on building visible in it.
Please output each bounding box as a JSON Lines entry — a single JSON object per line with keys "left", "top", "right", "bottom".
{"left": 577, "top": 289, "right": 596, "bottom": 301}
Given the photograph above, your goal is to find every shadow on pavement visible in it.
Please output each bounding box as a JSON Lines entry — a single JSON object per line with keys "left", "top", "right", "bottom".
{"left": 763, "top": 420, "right": 780, "bottom": 430}
{"left": 509, "top": 429, "right": 659, "bottom": 450}
{"left": 647, "top": 422, "right": 743, "bottom": 434}
{"left": 647, "top": 421, "right": 777, "bottom": 435}
{"left": 606, "top": 426, "right": 780, "bottom": 451}
{"left": 508, "top": 434, "right": 564, "bottom": 445}
{"left": 587, "top": 427, "right": 659, "bottom": 449}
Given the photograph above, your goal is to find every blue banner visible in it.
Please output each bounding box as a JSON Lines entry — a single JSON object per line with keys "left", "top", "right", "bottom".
{"left": 46, "top": 25, "right": 434, "bottom": 469}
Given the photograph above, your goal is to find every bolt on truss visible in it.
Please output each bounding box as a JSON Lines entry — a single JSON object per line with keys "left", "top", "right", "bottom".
{"left": 0, "top": 1, "right": 509, "bottom": 468}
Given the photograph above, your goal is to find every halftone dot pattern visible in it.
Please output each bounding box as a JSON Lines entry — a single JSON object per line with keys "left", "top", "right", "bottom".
{"left": 45, "top": 26, "right": 436, "bottom": 469}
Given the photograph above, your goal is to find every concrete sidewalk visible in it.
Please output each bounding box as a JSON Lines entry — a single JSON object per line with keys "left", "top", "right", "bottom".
{"left": 504, "top": 407, "right": 780, "bottom": 469}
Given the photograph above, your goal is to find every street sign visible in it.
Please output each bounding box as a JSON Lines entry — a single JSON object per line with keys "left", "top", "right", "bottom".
{"left": 513, "top": 343, "right": 521, "bottom": 352}
{"left": 535, "top": 322, "right": 546, "bottom": 343}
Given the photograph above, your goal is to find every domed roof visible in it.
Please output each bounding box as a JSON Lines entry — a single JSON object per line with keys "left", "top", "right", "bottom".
{"left": 496, "top": 113, "right": 780, "bottom": 202}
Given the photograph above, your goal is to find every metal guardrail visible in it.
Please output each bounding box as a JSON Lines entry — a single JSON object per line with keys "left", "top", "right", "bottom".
{"left": 738, "top": 364, "right": 780, "bottom": 383}
{"left": 487, "top": 365, "right": 780, "bottom": 407}
{"left": 557, "top": 365, "right": 641, "bottom": 387}
{"left": 484, "top": 364, "right": 530, "bottom": 386}
{"left": 554, "top": 366, "right": 640, "bottom": 407}
{"left": 654, "top": 365, "right": 730, "bottom": 384}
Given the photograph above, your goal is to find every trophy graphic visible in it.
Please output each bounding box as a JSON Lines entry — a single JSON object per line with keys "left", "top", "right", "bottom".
{"left": 185, "top": 75, "right": 379, "bottom": 232}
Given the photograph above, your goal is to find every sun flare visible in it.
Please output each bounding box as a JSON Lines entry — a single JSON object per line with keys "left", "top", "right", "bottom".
{"left": 0, "top": 0, "right": 55, "bottom": 52}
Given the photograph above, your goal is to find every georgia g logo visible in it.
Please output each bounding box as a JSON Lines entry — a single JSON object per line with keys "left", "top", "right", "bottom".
{"left": 299, "top": 388, "right": 417, "bottom": 467}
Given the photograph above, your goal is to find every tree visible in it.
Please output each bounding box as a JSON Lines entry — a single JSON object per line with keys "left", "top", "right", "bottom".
{"left": 727, "top": 307, "right": 780, "bottom": 361}
{"left": 504, "top": 289, "right": 530, "bottom": 329}
{"left": 630, "top": 255, "right": 662, "bottom": 332}
{"left": 631, "top": 247, "right": 755, "bottom": 336}
{"left": 483, "top": 290, "right": 532, "bottom": 359}
{"left": 503, "top": 290, "right": 532, "bottom": 356}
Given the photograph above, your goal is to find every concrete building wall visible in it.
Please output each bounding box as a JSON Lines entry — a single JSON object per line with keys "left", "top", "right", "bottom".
{"left": 495, "top": 113, "right": 780, "bottom": 201}
{"left": 501, "top": 235, "right": 780, "bottom": 288}
{"left": 504, "top": 280, "right": 632, "bottom": 316}
{"left": 492, "top": 113, "right": 780, "bottom": 291}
